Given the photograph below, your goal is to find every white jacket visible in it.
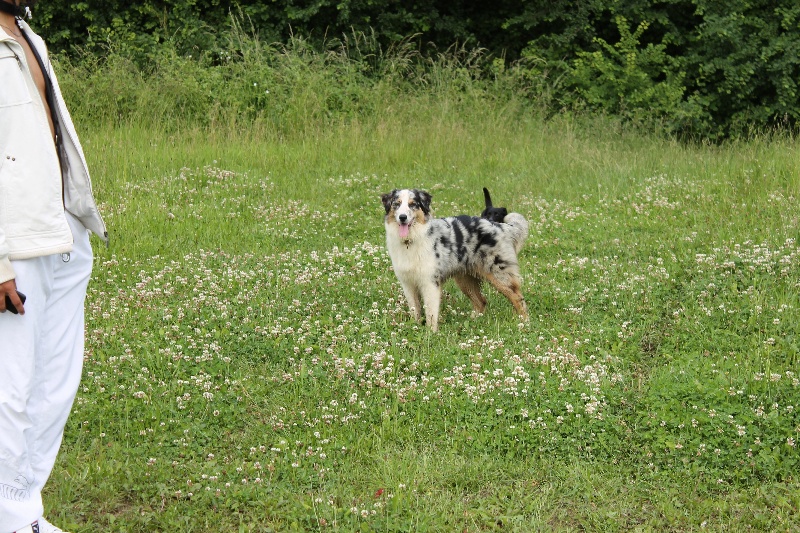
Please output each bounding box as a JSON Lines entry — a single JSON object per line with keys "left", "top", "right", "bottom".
{"left": 0, "top": 19, "right": 107, "bottom": 284}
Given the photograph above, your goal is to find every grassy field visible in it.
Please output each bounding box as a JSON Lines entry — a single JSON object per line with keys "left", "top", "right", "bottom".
{"left": 43, "top": 40, "right": 800, "bottom": 531}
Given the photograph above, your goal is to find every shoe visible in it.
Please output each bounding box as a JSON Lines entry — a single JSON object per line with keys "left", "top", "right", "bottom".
{"left": 13, "top": 516, "right": 71, "bottom": 533}
{"left": 13, "top": 521, "right": 38, "bottom": 533}
{"left": 34, "top": 518, "right": 69, "bottom": 533}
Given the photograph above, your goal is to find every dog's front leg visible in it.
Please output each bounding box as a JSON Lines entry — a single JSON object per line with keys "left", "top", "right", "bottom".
{"left": 422, "top": 284, "right": 442, "bottom": 331}
{"left": 401, "top": 283, "right": 423, "bottom": 322}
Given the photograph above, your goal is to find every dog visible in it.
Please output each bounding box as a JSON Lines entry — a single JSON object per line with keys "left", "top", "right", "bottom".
{"left": 381, "top": 188, "right": 529, "bottom": 331}
{"left": 480, "top": 187, "right": 508, "bottom": 223}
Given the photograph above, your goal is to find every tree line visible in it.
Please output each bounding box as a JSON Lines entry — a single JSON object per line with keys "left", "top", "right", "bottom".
{"left": 33, "top": 0, "right": 800, "bottom": 139}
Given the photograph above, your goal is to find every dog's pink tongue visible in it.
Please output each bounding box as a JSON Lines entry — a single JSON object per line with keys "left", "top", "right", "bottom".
{"left": 399, "top": 224, "right": 410, "bottom": 238}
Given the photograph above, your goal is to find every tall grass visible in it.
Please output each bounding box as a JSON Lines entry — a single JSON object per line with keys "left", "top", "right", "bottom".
{"left": 57, "top": 22, "right": 518, "bottom": 137}
{"left": 44, "top": 20, "right": 800, "bottom": 532}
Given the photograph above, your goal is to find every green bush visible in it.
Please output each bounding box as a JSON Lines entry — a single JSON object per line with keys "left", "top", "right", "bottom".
{"left": 564, "top": 16, "right": 691, "bottom": 129}
{"left": 515, "top": 0, "right": 800, "bottom": 138}
{"left": 683, "top": 1, "right": 800, "bottom": 137}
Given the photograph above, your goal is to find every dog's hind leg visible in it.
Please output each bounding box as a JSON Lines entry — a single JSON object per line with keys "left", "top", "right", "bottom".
{"left": 454, "top": 273, "right": 488, "bottom": 317}
{"left": 484, "top": 272, "right": 529, "bottom": 320}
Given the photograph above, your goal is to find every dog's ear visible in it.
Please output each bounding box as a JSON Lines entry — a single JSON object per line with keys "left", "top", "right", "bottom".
{"left": 483, "top": 187, "right": 493, "bottom": 208}
{"left": 415, "top": 189, "right": 432, "bottom": 215}
{"left": 381, "top": 190, "right": 397, "bottom": 214}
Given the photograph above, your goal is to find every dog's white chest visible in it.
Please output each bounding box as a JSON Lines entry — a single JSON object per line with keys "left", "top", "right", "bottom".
{"left": 386, "top": 233, "right": 434, "bottom": 283}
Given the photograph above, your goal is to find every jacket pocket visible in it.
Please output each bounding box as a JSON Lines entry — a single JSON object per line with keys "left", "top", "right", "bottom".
{"left": 0, "top": 44, "right": 32, "bottom": 108}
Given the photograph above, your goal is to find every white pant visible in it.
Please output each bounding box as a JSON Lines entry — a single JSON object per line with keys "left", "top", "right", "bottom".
{"left": 0, "top": 212, "right": 92, "bottom": 533}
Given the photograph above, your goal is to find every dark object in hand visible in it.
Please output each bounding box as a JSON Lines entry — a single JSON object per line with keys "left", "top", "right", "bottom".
{"left": 4, "top": 291, "right": 26, "bottom": 314}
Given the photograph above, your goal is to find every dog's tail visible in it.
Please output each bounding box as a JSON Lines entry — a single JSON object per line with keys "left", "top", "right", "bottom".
{"left": 503, "top": 212, "right": 529, "bottom": 254}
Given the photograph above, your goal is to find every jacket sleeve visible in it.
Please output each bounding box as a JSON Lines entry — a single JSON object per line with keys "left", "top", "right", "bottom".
{"left": 0, "top": 227, "right": 15, "bottom": 283}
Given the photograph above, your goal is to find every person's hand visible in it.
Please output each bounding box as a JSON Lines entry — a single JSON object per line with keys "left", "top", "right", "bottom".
{"left": 0, "top": 279, "right": 25, "bottom": 315}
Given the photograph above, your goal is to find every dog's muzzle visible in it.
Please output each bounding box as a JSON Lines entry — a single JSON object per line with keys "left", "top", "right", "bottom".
{"left": 397, "top": 213, "right": 412, "bottom": 240}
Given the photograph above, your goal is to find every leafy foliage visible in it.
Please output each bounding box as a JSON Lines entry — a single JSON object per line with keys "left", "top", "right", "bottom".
{"left": 520, "top": 0, "right": 800, "bottom": 138}
{"left": 566, "top": 16, "right": 690, "bottom": 129}
{"left": 683, "top": 1, "right": 800, "bottom": 136}
{"left": 32, "top": 0, "right": 800, "bottom": 138}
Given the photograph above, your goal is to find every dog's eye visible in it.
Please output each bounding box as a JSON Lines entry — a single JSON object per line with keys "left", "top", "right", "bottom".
{"left": 408, "top": 202, "right": 417, "bottom": 208}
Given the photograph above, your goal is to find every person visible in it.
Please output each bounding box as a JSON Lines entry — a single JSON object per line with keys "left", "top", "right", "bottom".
{"left": 0, "top": 0, "right": 108, "bottom": 532}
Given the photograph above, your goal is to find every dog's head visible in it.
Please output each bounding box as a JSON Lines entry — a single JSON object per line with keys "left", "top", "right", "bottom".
{"left": 481, "top": 206, "right": 508, "bottom": 222}
{"left": 480, "top": 187, "right": 507, "bottom": 222}
{"left": 381, "top": 188, "right": 432, "bottom": 240}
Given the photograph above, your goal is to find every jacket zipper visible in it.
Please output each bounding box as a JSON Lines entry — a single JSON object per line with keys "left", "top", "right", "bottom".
{"left": 1, "top": 40, "right": 23, "bottom": 69}
{"left": 11, "top": 48, "right": 22, "bottom": 69}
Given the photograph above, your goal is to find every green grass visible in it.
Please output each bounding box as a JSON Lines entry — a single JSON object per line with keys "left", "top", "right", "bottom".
{"left": 43, "top": 36, "right": 800, "bottom": 531}
{"left": 51, "top": 117, "right": 800, "bottom": 531}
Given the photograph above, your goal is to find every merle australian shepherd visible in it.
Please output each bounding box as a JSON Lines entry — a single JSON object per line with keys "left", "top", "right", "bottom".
{"left": 381, "top": 188, "right": 529, "bottom": 331}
